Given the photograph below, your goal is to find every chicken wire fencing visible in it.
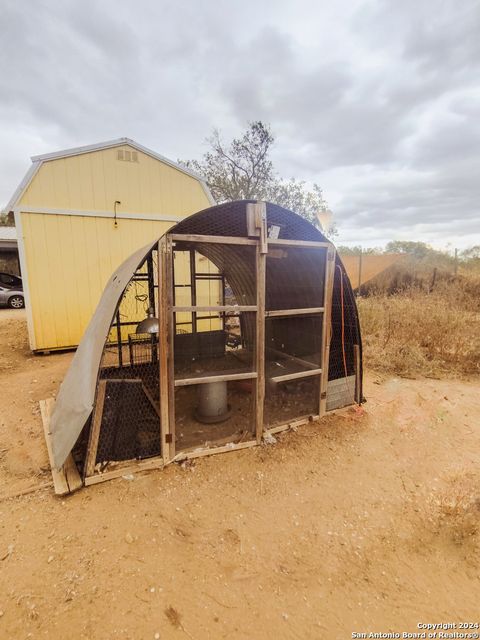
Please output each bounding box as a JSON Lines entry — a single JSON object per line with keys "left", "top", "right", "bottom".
{"left": 78, "top": 248, "right": 162, "bottom": 473}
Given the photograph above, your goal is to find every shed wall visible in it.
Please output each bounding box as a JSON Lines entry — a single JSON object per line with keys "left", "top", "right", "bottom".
{"left": 21, "top": 214, "right": 173, "bottom": 350}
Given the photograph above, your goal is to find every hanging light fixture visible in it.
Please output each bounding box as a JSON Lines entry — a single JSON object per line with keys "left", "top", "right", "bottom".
{"left": 136, "top": 307, "right": 159, "bottom": 334}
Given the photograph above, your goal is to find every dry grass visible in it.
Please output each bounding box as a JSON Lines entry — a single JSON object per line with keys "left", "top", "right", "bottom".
{"left": 424, "top": 474, "right": 480, "bottom": 544}
{"left": 358, "top": 277, "right": 480, "bottom": 377}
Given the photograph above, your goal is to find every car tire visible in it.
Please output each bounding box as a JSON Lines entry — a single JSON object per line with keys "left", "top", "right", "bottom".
{"left": 8, "top": 295, "right": 24, "bottom": 309}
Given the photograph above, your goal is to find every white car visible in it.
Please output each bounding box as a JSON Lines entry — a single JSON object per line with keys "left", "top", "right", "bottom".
{"left": 0, "top": 285, "right": 24, "bottom": 308}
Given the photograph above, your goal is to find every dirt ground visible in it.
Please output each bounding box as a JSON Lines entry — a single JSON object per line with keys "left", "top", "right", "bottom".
{"left": 1, "top": 309, "right": 480, "bottom": 639}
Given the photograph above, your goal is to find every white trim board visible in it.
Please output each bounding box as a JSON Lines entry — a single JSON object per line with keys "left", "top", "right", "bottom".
{"left": 13, "top": 209, "right": 36, "bottom": 350}
{"left": 16, "top": 207, "right": 184, "bottom": 223}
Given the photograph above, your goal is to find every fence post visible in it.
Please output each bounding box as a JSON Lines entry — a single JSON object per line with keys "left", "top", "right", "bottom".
{"left": 357, "top": 249, "right": 363, "bottom": 297}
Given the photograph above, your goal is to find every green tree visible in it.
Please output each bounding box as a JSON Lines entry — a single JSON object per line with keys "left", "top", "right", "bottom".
{"left": 337, "top": 245, "right": 383, "bottom": 255}
{"left": 460, "top": 246, "right": 480, "bottom": 261}
{"left": 385, "top": 241, "right": 432, "bottom": 258}
{"left": 182, "top": 121, "right": 336, "bottom": 236}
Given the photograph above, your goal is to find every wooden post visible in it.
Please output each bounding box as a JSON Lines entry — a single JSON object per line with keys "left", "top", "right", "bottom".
{"left": 158, "top": 238, "right": 171, "bottom": 463}
{"left": 319, "top": 245, "right": 336, "bottom": 416}
{"left": 115, "top": 310, "right": 123, "bottom": 367}
{"left": 353, "top": 344, "right": 361, "bottom": 404}
{"left": 166, "top": 236, "right": 176, "bottom": 460}
{"left": 255, "top": 240, "right": 266, "bottom": 443}
{"left": 84, "top": 380, "right": 107, "bottom": 477}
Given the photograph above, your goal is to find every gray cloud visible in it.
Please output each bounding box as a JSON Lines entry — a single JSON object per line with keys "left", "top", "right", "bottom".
{"left": 1, "top": 0, "right": 479, "bottom": 249}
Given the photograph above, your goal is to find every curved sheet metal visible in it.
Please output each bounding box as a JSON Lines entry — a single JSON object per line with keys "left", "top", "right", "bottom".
{"left": 50, "top": 239, "right": 158, "bottom": 468}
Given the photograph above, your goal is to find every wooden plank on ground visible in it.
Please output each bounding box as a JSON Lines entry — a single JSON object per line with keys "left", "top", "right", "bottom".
{"left": 40, "top": 398, "right": 82, "bottom": 495}
{"left": 84, "top": 456, "right": 165, "bottom": 486}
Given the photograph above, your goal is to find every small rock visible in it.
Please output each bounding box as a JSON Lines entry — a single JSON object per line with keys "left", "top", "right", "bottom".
{"left": 154, "top": 634, "right": 160, "bottom": 640}
{"left": 263, "top": 433, "right": 277, "bottom": 445}
{"left": 47, "top": 555, "right": 54, "bottom": 563}
{"left": 125, "top": 532, "right": 134, "bottom": 544}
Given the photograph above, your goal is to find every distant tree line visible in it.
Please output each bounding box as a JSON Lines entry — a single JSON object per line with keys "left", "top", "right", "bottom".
{"left": 337, "top": 241, "right": 480, "bottom": 267}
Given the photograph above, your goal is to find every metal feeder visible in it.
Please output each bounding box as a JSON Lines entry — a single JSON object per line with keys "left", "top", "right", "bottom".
{"left": 194, "top": 381, "right": 232, "bottom": 424}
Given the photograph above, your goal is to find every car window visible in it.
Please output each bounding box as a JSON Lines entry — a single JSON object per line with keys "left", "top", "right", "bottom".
{"left": 0, "top": 274, "right": 21, "bottom": 286}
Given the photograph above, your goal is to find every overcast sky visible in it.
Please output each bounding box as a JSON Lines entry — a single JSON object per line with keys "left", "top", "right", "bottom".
{"left": 1, "top": 0, "right": 479, "bottom": 250}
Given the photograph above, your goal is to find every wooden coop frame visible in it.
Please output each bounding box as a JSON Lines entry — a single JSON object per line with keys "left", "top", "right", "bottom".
{"left": 43, "top": 201, "right": 362, "bottom": 493}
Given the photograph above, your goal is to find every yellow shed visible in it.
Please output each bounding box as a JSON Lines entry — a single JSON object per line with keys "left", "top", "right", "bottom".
{"left": 7, "top": 138, "right": 214, "bottom": 352}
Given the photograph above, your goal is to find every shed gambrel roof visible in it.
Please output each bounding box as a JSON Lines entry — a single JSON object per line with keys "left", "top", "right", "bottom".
{"left": 6, "top": 137, "right": 214, "bottom": 212}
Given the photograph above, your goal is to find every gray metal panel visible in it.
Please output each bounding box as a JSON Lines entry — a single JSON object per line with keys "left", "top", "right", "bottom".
{"left": 50, "top": 239, "right": 158, "bottom": 469}
{"left": 326, "top": 375, "right": 356, "bottom": 411}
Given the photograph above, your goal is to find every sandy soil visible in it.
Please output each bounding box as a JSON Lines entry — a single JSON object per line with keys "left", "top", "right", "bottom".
{"left": 1, "top": 309, "right": 480, "bottom": 639}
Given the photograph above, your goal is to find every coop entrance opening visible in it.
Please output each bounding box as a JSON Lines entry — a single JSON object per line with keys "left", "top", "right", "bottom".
{"left": 171, "top": 240, "right": 257, "bottom": 453}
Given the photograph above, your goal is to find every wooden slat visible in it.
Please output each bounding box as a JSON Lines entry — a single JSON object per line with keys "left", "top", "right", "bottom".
{"left": 319, "top": 245, "right": 336, "bottom": 416}
{"left": 166, "top": 235, "right": 176, "bottom": 460}
{"left": 142, "top": 383, "right": 160, "bottom": 418}
{"left": 174, "top": 371, "right": 257, "bottom": 387}
{"left": 255, "top": 244, "right": 266, "bottom": 443}
{"left": 173, "top": 305, "right": 257, "bottom": 313}
{"left": 267, "top": 239, "right": 331, "bottom": 249}
{"left": 158, "top": 237, "right": 170, "bottom": 464}
{"left": 174, "top": 439, "right": 257, "bottom": 462}
{"left": 84, "top": 380, "right": 107, "bottom": 478}
{"left": 85, "top": 456, "right": 165, "bottom": 486}
{"left": 255, "top": 202, "right": 268, "bottom": 254}
{"left": 170, "top": 233, "right": 257, "bottom": 246}
{"left": 266, "top": 346, "right": 320, "bottom": 371}
{"left": 40, "top": 398, "right": 82, "bottom": 494}
{"left": 269, "top": 367, "right": 323, "bottom": 385}
{"left": 266, "top": 414, "right": 320, "bottom": 435}
{"left": 265, "top": 307, "right": 324, "bottom": 317}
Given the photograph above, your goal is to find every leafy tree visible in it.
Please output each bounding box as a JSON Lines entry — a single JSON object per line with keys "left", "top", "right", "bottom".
{"left": 184, "top": 122, "right": 275, "bottom": 202}
{"left": 336, "top": 245, "right": 383, "bottom": 255}
{"left": 385, "top": 241, "right": 432, "bottom": 259}
{"left": 460, "top": 246, "right": 480, "bottom": 261}
{"left": 182, "top": 121, "right": 336, "bottom": 236}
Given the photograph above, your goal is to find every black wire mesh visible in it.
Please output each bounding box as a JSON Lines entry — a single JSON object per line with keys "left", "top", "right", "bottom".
{"left": 264, "top": 375, "right": 320, "bottom": 427}
{"left": 91, "top": 248, "right": 161, "bottom": 467}
{"left": 171, "top": 241, "right": 257, "bottom": 450}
